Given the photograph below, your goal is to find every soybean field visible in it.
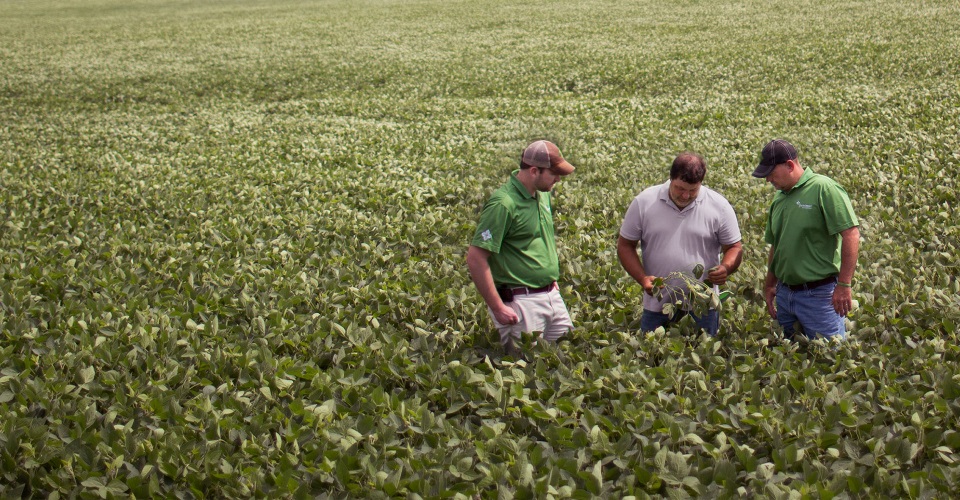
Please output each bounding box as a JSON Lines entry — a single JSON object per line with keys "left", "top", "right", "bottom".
{"left": 2, "top": 0, "right": 960, "bottom": 497}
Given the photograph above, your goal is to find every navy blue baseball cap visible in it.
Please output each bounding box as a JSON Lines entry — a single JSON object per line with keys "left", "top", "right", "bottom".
{"left": 752, "top": 139, "right": 798, "bottom": 177}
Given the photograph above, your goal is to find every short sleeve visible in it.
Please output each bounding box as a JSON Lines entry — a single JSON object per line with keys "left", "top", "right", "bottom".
{"left": 821, "top": 182, "right": 859, "bottom": 235}
{"left": 619, "top": 198, "right": 643, "bottom": 241}
{"left": 471, "top": 197, "right": 511, "bottom": 253}
{"left": 716, "top": 196, "right": 742, "bottom": 246}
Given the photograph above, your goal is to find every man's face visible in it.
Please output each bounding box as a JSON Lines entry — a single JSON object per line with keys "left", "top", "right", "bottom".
{"left": 534, "top": 167, "right": 563, "bottom": 192}
{"left": 764, "top": 161, "right": 793, "bottom": 191}
{"left": 669, "top": 178, "right": 701, "bottom": 209}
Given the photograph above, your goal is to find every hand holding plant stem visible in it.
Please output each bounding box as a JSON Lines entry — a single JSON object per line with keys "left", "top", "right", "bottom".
{"left": 643, "top": 276, "right": 666, "bottom": 296}
{"left": 706, "top": 264, "right": 729, "bottom": 285}
{"left": 655, "top": 264, "right": 724, "bottom": 317}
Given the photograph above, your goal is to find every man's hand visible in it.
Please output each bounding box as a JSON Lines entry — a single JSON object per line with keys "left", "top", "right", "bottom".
{"left": 833, "top": 285, "right": 852, "bottom": 316}
{"left": 706, "top": 264, "right": 730, "bottom": 285}
{"left": 764, "top": 285, "right": 778, "bottom": 319}
{"left": 492, "top": 303, "right": 519, "bottom": 325}
{"left": 640, "top": 276, "right": 662, "bottom": 296}
{"left": 763, "top": 251, "right": 777, "bottom": 320}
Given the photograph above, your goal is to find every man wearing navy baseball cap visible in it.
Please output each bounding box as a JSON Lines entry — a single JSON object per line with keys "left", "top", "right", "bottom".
{"left": 753, "top": 139, "right": 860, "bottom": 340}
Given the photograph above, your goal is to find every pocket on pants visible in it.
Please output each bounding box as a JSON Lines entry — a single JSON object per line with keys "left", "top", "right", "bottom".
{"left": 809, "top": 284, "right": 836, "bottom": 301}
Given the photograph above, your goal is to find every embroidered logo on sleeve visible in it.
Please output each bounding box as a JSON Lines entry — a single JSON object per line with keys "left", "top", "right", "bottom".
{"left": 481, "top": 229, "right": 492, "bottom": 241}
{"left": 796, "top": 200, "right": 813, "bottom": 210}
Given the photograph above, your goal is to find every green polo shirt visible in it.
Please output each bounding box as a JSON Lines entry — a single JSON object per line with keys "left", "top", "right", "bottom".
{"left": 470, "top": 170, "right": 559, "bottom": 288}
{"left": 764, "top": 168, "right": 859, "bottom": 285}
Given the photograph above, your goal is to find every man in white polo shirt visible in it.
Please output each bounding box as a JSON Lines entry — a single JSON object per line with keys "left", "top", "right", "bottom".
{"left": 617, "top": 152, "right": 743, "bottom": 335}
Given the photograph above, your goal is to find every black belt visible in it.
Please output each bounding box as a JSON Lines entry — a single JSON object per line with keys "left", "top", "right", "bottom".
{"left": 785, "top": 276, "right": 837, "bottom": 291}
{"left": 509, "top": 282, "right": 556, "bottom": 295}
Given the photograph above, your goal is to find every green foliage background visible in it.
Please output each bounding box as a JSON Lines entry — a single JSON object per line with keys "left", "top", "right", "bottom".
{"left": 2, "top": 0, "right": 960, "bottom": 497}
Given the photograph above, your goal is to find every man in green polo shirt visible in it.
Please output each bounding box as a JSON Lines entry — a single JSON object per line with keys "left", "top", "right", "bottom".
{"left": 466, "top": 140, "right": 575, "bottom": 358}
{"left": 752, "top": 139, "right": 860, "bottom": 340}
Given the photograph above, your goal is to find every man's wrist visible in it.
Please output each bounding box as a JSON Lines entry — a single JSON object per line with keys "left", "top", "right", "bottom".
{"left": 837, "top": 281, "right": 852, "bottom": 288}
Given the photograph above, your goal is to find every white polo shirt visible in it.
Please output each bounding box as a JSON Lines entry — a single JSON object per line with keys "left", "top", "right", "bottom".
{"left": 619, "top": 180, "right": 742, "bottom": 312}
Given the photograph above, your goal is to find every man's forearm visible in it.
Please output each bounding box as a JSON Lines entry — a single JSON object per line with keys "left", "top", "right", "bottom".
{"left": 764, "top": 247, "right": 778, "bottom": 288}
{"left": 838, "top": 226, "right": 860, "bottom": 284}
{"left": 616, "top": 236, "right": 647, "bottom": 284}
{"left": 466, "top": 246, "right": 505, "bottom": 310}
{"left": 720, "top": 242, "right": 743, "bottom": 274}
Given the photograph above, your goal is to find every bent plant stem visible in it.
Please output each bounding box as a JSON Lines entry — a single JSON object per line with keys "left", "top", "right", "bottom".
{"left": 656, "top": 264, "right": 721, "bottom": 318}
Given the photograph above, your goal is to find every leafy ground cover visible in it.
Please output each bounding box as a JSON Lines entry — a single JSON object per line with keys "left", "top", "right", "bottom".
{"left": 2, "top": 0, "right": 960, "bottom": 497}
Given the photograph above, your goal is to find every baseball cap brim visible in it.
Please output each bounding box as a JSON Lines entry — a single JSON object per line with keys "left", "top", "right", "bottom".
{"left": 752, "top": 162, "right": 776, "bottom": 178}
{"left": 551, "top": 159, "right": 575, "bottom": 176}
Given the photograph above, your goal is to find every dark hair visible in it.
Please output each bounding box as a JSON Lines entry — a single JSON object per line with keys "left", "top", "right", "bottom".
{"left": 670, "top": 152, "right": 706, "bottom": 184}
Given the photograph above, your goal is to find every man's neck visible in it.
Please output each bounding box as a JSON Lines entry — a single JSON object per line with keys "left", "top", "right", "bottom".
{"left": 517, "top": 169, "right": 538, "bottom": 196}
{"left": 783, "top": 167, "right": 805, "bottom": 192}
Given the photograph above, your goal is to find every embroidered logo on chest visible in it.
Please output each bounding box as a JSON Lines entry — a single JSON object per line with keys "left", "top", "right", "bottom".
{"left": 796, "top": 200, "right": 813, "bottom": 210}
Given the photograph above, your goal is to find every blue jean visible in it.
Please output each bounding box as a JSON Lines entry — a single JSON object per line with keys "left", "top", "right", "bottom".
{"left": 775, "top": 282, "right": 845, "bottom": 340}
{"left": 641, "top": 309, "right": 719, "bottom": 336}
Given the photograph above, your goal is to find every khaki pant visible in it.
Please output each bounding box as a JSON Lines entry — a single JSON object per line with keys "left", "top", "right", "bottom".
{"left": 489, "top": 287, "right": 573, "bottom": 345}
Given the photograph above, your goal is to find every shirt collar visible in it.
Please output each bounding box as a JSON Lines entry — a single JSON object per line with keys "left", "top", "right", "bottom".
{"left": 510, "top": 169, "right": 536, "bottom": 200}
{"left": 658, "top": 179, "right": 702, "bottom": 211}
{"left": 783, "top": 168, "right": 814, "bottom": 194}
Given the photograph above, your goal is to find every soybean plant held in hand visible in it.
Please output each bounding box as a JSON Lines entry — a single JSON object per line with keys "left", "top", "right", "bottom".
{"left": 655, "top": 264, "right": 723, "bottom": 318}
